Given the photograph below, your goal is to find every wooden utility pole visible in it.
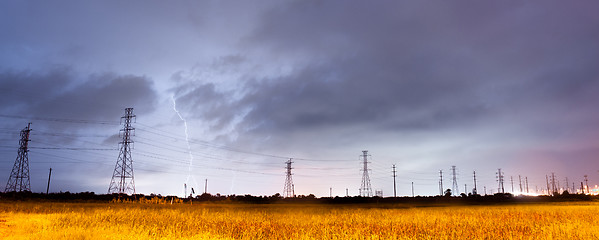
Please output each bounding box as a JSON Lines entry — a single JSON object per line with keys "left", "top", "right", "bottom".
{"left": 392, "top": 164, "right": 397, "bottom": 198}
{"left": 46, "top": 168, "right": 52, "bottom": 194}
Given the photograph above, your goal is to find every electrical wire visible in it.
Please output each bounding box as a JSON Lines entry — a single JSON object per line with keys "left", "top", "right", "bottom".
{"left": 0, "top": 114, "right": 119, "bottom": 125}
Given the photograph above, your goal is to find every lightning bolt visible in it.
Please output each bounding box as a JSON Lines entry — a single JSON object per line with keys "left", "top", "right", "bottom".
{"left": 171, "top": 95, "right": 198, "bottom": 196}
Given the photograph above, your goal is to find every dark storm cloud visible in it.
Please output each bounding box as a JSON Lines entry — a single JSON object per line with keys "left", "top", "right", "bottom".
{"left": 0, "top": 67, "right": 72, "bottom": 112}
{"left": 234, "top": 62, "right": 481, "bottom": 134}
{"left": 0, "top": 67, "right": 158, "bottom": 128}
{"left": 175, "top": 82, "right": 238, "bottom": 130}
{"left": 175, "top": 1, "right": 599, "bottom": 147}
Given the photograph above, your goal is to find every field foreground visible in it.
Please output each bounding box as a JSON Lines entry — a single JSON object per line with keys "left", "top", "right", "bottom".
{"left": 1, "top": 201, "right": 599, "bottom": 239}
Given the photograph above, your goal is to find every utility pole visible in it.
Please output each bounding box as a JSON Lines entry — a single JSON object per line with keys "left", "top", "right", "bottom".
{"left": 108, "top": 108, "right": 136, "bottom": 195}
{"left": 283, "top": 158, "right": 294, "bottom": 198}
{"left": 46, "top": 168, "right": 52, "bottom": 194}
{"left": 464, "top": 184, "right": 467, "bottom": 195}
{"left": 330, "top": 187, "right": 332, "bottom": 198}
{"left": 359, "top": 151, "right": 372, "bottom": 197}
{"left": 346, "top": 188, "right": 348, "bottom": 197}
{"left": 184, "top": 183, "right": 187, "bottom": 198}
{"left": 204, "top": 179, "right": 207, "bottom": 194}
{"left": 525, "top": 177, "right": 529, "bottom": 193}
{"left": 439, "top": 170, "right": 444, "bottom": 196}
{"left": 484, "top": 186, "right": 487, "bottom": 195}
{"left": 5, "top": 123, "right": 32, "bottom": 192}
{"left": 411, "top": 182, "right": 414, "bottom": 197}
{"left": 473, "top": 171, "right": 478, "bottom": 195}
{"left": 496, "top": 168, "right": 505, "bottom": 193}
{"left": 451, "top": 166, "right": 458, "bottom": 196}
{"left": 392, "top": 164, "right": 397, "bottom": 198}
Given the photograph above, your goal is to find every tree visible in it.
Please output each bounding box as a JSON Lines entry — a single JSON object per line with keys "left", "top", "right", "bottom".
{"left": 444, "top": 189, "right": 452, "bottom": 197}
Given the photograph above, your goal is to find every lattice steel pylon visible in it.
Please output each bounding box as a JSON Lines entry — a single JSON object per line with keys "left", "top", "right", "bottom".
{"left": 108, "top": 108, "right": 136, "bottom": 195}
{"left": 451, "top": 166, "right": 458, "bottom": 196}
{"left": 283, "top": 158, "right": 294, "bottom": 198}
{"left": 496, "top": 168, "right": 505, "bottom": 193}
{"left": 359, "top": 150, "right": 372, "bottom": 197}
{"left": 5, "top": 123, "right": 32, "bottom": 192}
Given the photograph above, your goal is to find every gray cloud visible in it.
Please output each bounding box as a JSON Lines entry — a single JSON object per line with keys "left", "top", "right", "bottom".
{"left": 30, "top": 72, "right": 157, "bottom": 120}
{"left": 171, "top": 2, "right": 599, "bottom": 179}
{"left": 0, "top": 67, "right": 158, "bottom": 131}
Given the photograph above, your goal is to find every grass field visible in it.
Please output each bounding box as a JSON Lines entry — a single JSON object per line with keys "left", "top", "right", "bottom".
{"left": 1, "top": 200, "right": 599, "bottom": 239}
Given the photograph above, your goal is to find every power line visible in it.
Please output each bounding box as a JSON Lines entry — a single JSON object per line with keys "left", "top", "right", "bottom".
{"left": 0, "top": 114, "right": 119, "bottom": 125}
{"left": 136, "top": 122, "right": 353, "bottom": 162}
{"left": 30, "top": 147, "right": 116, "bottom": 151}
{"left": 31, "top": 131, "right": 111, "bottom": 138}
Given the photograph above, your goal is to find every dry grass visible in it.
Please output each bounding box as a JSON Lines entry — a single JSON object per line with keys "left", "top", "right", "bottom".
{"left": 1, "top": 200, "right": 599, "bottom": 239}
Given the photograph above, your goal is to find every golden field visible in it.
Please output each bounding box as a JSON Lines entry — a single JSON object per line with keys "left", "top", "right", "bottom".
{"left": 1, "top": 200, "right": 599, "bottom": 239}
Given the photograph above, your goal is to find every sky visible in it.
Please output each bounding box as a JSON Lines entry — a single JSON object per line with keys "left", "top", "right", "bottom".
{"left": 1, "top": 1, "right": 599, "bottom": 197}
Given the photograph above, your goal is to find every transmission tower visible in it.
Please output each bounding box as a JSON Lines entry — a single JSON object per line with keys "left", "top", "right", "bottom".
{"left": 359, "top": 150, "right": 372, "bottom": 197}
{"left": 108, "top": 108, "right": 136, "bottom": 195}
{"left": 584, "top": 175, "right": 589, "bottom": 194}
{"left": 550, "top": 172, "right": 557, "bottom": 195}
{"left": 510, "top": 176, "right": 514, "bottom": 193}
{"left": 283, "top": 158, "right": 294, "bottom": 198}
{"left": 5, "top": 123, "right": 32, "bottom": 192}
{"left": 546, "top": 175, "right": 550, "bottom": 195}
{"left": 519, "top": 175, "right": 523, "bottom": 193}
{"left": 451, "top": 166, "right": 458, "bottom": 196}
{"left": 496, "top": 168, "right": 505, "bottom": 193}
{"left": 472, "top": 171, "right": 478, "bottom": 195}
{"left": 439, "top": 170, "right": 443, "bottom": 195}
